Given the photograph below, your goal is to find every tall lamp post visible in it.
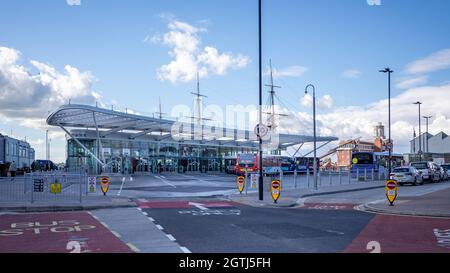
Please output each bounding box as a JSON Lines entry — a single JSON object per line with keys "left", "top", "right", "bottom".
{"left": 379, "top": 68, "right": 393, "bottom": 175}
{"left": 258, "top": 0, "right": 264, "bottom": 200}
{"left": 304, "top": 84, "right": 317, "bottom": 190}
{"left": 413, "top": 101, "right": 422, "bottom": 160}
{"left": 423, "top": 115, "right": 432, "bottom": 153}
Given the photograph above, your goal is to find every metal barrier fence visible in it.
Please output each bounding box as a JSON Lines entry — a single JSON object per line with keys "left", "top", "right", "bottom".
{"left": 0, "top": 171, "right": 86, "bottom": 203}
{"left": 239, "top": 168, "right": 387, "bottom": 193}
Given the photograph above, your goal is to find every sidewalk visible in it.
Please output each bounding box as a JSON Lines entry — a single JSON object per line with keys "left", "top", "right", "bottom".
{"left": 227, "top": 180, "right": 385, "bottom": 208}
{"left": 360, "top": 187, "right": 450, "bottom": 218}
{"left": 0, "top": 195, "right": 136, "bottom": 212}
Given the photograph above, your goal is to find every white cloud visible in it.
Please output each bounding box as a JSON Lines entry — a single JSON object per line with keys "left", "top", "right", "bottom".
{"left": 152, "top": 18, "right": 250, "bottom": 83}
{"left": 281, "top": 83, "right": 450, "bottom": 154}
{"left": 0, "top": 45, "right": 99, "bottom": 131}
{"left": 342, "top": 69, "right": 362, "bottom": 79}
{"left": 266, "top": 65, "right": 308, "bottom": 78}
{"left": 395, "top": 75, "right": 428, "bottom": 89}
{"left": 66, "top": 0, "right": 81, "bottom": 6}
{"left": 406, "top": 48, "right": 450, "bottom": 74}
{"left": 300, "top": 94, "right": 334, "bottom": 109}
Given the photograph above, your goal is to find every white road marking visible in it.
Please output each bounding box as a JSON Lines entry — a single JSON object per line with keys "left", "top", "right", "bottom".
{"left": 156, "top": 224, "right": 164, "bottom": 230}
{"left": 180, "top": 246, "right": 191, "bottom": 253}
{"left": 142, "top": 211, "right": 148, "bottom": 216}
{"left": 100, "top": 222, "right": 109, "bottom": 228}
{"left": 166, "top": 234, "right": 176, "bottom": 241}
{"left": 148, "top": 217, "right": 155, "bottom": 222}
{"left": 127, "top": 243, "right": 140, "bottom": 253}
{"left": 155, "top": 175, "right": 177, "bottom": 188}
{"left": 111, "top": 231, "right": 121, "bottom": 238}
{"left": 137, "top": 207, "right": 142, "bottom": 211}
{"left": 117, "top": 177, "right": 126, "bottom": 196}
{"left": 188, "top": 202, "right": 209, "bottom": 211}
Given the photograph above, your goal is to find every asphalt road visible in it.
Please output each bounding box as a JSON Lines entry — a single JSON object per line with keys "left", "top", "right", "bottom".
{"left": 141, "top": 200, "right": 374, "bottom": 253}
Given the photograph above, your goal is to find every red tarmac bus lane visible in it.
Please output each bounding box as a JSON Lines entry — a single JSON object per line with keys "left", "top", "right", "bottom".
{"left": 0, "top": 212, "right": 132, "bottom": 253}
{"left": 344, "top": 214, "right": 450, "bottom": 253}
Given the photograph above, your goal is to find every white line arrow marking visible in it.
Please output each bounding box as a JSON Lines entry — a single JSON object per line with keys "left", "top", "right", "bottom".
{"left": 188, "top": 202, "right": 209, "bottom": 211}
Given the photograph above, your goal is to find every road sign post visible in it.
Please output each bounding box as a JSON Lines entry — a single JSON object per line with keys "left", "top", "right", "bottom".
{"left": 386, "top": 179, "right": 398, "bottom": 206}
{"left": 245, "top": 170, "right": 248, "bottom": 195}
{"left": 237, "top": 176, "right": 245, "bottom": 194}
{"left": 271, "top": 179, "right": 281, "bottom": 203}
{"left": 100, "top": 176, "right": 110, "bottom": 196}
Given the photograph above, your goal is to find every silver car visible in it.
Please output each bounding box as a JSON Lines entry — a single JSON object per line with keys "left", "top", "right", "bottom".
{"left": 439, "top": 166, "right": 449, "bottom": 181}
{"left": 441, "top": 164, "right": 450, "bottom": 180}
{"left": 392, "top": 166, "right": 423, "bottom": 186}
{"left": 410, "top": 161, "right": 440, "bottom": 182}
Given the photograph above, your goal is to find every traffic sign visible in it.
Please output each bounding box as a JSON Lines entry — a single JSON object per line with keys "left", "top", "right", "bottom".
{"left": 237, "top": 176, "right": 245, "bottom": 194}
{"left": 385, "top": 179, "right": 398, "bottom": 206}
{"left": 50, "top": 179, "right": 61, "bottom": 194}
{"left": 271, "top": 179, "right": 281, "bottom": 203}
{"left": 250, "top": 173, "right": 258, "bottom": 189}
{"left": 254, "top": 123, "right": 268, "bottom": 138}
{"left": 100, "top": 176, "right": 110, "bottom": 196}
{"left": 88, "top": 176, "right": 96, "bottom": 193}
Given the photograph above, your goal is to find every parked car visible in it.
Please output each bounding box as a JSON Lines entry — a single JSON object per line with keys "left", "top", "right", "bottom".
{"left": 391, "top": 166, "right": 423, "bottom": 186}
{"left": 410, "top": 161, "right": 440, "bottom": 182}
{"left": 441, "top": 164, "right": 450, "bottom": 179}
{"left": 438, "top": 166, "right": 449, "bottom": 181}
{"left": 31, "top": 160, "right": 58, "bottom": 172}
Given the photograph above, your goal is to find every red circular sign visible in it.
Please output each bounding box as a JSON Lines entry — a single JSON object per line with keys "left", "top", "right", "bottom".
{"left": 387, "top": 182, "right": 396, "bottom": 189}
{"left": 238, "top": 177, "right": 244, "bottom": 183}
{"left": 101, "top": 176, "right": 109, "bottom": 184}
{"left": 272, "top": 181, "right": 280, "bottom": 189}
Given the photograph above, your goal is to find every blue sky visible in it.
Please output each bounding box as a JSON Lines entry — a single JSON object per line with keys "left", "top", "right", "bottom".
{"left": 1, "top": 0, "right": 450, "bottom": 162}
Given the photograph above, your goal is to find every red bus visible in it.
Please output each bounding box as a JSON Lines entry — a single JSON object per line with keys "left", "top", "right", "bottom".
{"left": 236, "top": 153, "right": 258, "bottom": 174}
{"left": 236, "top": 153, "right": 294, "bottom": 175}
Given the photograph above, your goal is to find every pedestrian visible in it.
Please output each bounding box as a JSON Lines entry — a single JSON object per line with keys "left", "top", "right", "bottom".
{"left": 9, "top": 161, "right": 17, "bottom": 178}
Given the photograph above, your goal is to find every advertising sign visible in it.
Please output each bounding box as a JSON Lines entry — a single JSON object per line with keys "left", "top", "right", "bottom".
{"left": 88, "top": 176, "right": 96, "bottom": 193}
{"left": 50, "top": 179, "right": 62, "bottom": 194}
{"left": 250, "top": 173, "right": 258, "bottom": 189}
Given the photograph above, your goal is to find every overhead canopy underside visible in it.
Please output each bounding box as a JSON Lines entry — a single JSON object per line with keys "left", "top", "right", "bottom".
{"left": 47, "top": 104, "right": 338, "bottom": 149}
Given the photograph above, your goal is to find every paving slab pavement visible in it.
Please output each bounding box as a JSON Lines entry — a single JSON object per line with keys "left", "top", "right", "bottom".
{"left": 359, "top": 186, "right": 450, "bottom": 218}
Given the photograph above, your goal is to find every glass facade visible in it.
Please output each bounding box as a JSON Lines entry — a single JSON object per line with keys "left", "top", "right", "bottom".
{"left": 67, "top": 138, "right": 258, "bottom": 174}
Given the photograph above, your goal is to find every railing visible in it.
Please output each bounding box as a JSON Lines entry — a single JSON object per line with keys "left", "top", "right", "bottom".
{"left": 0, "top": 171, "right": 86, "bottom": 203}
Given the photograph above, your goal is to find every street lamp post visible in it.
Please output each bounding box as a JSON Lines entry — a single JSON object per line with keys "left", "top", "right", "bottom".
{"left": 258, "top": 0, "right": 264, "bottom": 201}
{"left": 413, "top": 101, "right": 422, "bottom": 159}
{"left": 379, "top": 68, "right": 393, "bottom": 175}
{"left": 423, "top": 115, "right": 432, "bottom": 153}
{"left": 304, "top": 84, "right": 317, "bottom": 190}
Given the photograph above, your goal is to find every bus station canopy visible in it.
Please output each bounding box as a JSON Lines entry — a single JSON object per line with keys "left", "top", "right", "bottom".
{"left": 47, "top": 104, "right": 338, "bottom": 150}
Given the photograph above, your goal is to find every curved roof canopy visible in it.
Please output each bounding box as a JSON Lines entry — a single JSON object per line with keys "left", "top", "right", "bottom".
{"left": 47, "top": 104, "right": 338, "bottom": 149}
